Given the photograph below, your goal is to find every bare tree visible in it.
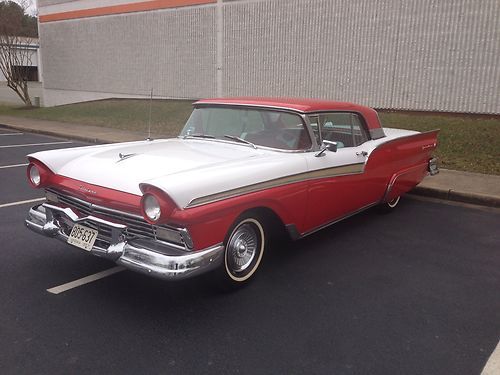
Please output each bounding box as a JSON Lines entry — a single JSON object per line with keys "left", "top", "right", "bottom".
{"left": 0, "top": 0, "right": 37, "bottom": 106}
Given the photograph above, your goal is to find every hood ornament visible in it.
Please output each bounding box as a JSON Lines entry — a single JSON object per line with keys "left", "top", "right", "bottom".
{"left": 117, "top": 152, "right": 138, "bottom": 162}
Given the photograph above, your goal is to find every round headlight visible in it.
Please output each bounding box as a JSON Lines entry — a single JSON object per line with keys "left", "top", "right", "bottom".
{"left": 143, "top": 194, "right": 161, "bottom": 221}
{"left": 29, "top": 165, "right": 41, "bottom": 186}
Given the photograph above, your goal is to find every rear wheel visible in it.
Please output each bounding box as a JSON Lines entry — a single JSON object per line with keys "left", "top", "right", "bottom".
{"left": 218, "top": 215, "right": 266, "bottom": 288}
{"left": 378, "top": 195, "right": 401, "bottom": 213}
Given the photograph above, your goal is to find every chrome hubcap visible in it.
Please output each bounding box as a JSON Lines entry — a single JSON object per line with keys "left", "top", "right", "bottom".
{"left": 227, "top": 223, "right": 258, "bottom": 273}
{"left": 388, "top": 196, "right": 400, "bottom": 208}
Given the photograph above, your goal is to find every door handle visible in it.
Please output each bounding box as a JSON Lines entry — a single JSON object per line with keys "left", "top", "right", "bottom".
{"left": 356, "top": 151, "right": 368, "bottom": 157}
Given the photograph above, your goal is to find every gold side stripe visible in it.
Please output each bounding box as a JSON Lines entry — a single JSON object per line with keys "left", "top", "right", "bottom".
{"left": 186, "top": 163, "right": 365, "bottom": 208}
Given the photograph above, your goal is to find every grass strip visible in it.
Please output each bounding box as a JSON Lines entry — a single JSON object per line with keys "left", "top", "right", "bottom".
{"left": 1, "top": 100, "right": 498, "bottom": 175}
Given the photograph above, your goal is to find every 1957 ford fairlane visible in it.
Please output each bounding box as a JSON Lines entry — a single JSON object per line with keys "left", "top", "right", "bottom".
{"left": 25, "top": 98, "right": 439, "bottom": 287}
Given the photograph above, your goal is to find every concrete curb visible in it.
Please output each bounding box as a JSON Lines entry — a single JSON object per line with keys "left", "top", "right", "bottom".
{"left": 410, "top": 186, "right": 500, "bottom": 208}
{"left": 1, "top": 123, "right": 104, "bottom": 144}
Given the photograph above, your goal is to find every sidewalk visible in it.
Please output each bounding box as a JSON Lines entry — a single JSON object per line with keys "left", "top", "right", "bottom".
{"left": 414, "top": 170, "right": 500, "bottom": 208}
{"left": 0, "top": 115, "right": 144, "bottom": 143}
{"left": 1, "top": 115, "right": 499, "bottom": 208}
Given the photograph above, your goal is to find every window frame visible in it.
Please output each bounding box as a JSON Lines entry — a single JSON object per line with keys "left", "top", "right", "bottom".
{"left": 306, "top": 111, "right": 372, "bottom": 148}
{"left": 183, "top": 104, "right": 315, "bottom": 153}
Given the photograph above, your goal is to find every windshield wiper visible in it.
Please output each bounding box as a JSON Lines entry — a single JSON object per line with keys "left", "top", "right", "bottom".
{"left": 224, "top": 135, "right": 257, "bottom": 149}
{"left": 183, "top": 133, "right": 216, "bottom": 139}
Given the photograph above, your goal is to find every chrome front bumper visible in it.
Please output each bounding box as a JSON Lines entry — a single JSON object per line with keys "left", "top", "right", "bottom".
{"left": 25, "top": 203, "right": 224, "bottom": 280}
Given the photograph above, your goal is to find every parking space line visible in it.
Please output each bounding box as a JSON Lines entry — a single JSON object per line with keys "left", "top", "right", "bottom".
{"left": 0, "top": 163, "right": 28, "bottom": 169}
{"left": 0, "top": 132, "right": 23, "bottom": 136}
{"left": 0, "top": 197, "right": 45, "bottom": 209}
{"left": 0, "top": 141, "right": 72, "bottom": 149}
{"left": 47, "top": 266, "right": 126, "bottom": 295}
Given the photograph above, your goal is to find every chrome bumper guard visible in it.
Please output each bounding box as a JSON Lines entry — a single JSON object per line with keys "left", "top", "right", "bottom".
{"left": 25, "top": 203, "right": 224, "bottom": 280}
{"left": 428, "top": 157, "right": 439, "bottom": 176}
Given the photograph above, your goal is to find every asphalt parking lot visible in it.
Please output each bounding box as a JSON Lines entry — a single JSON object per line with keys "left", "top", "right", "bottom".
{"left": 0, "top": 126, "right": 499, "bottom": 375}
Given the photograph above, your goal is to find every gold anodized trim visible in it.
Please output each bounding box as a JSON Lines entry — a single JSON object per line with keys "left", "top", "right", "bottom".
{"left": 186, "top": 162, "right": 365, "bottom": 208}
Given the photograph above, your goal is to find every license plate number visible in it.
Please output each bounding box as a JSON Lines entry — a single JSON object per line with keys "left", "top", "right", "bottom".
{"left": 67, "top": 224, "right": 98, "bottom": 251}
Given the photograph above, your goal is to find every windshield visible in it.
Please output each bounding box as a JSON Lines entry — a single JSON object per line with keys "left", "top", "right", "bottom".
{"left": 180, "top": 107, "right": 312, "bottom": 151}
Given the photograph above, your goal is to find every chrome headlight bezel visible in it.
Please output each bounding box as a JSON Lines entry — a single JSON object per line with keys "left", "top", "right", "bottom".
{"left": 143, "top": 194, "right": 162, "bottom": 222}
{"left": 29, "top": 164, "right": 41, "bottom": 186}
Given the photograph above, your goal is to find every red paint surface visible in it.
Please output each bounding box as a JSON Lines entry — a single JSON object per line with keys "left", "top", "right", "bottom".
{"left": 195, "top": 97, "right": 382, "bottom": 130}
{"left": 28, "top": 157, "right": 142, "bottom": 214}
{"left": 28, "top": 129, "right": 439, "bottom": 252}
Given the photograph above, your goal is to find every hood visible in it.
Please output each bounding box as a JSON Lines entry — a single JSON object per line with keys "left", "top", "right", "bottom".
{"left": 29, "top": 138, "right": 307, "bottom": 207}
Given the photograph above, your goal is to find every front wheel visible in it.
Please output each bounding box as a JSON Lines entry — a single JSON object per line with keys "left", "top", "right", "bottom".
{"left": 219, "top": 216, "right": 266, "bottom": 288}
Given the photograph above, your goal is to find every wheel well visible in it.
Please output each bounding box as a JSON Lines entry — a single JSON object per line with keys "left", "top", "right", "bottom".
{"left": 238, "top": 207, "right": 289, "bottom": 242}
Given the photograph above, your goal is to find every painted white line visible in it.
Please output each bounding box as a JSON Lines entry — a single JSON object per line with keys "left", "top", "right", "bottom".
{"left": 0, "top": 197, "right": 45, "bottom": 209}
{"left": 0, "top": 132, "right": 23, "bottom": 136}
{"left": 47, "top": 266, "right": 126, "bottom": 295}
{"left": 482, "top": 340, "right": 500, "bottom": 375}
{"left": 0, "top": 163, "right": 28, "bottom": 169}
{"left": 0, "top": 141, "right": 72, "bottom": 149}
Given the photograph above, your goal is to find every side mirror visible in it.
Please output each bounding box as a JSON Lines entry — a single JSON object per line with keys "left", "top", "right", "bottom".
{"left": 315, "top": 140, "right": 338, "bottom": 157}
{"left": 323, "top": 140, "right": 338, "bottom": 152}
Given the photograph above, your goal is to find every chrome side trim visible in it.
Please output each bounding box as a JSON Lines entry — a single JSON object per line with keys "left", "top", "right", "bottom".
{"left": 186, "top": 162, "right": 365, "bottom": 208}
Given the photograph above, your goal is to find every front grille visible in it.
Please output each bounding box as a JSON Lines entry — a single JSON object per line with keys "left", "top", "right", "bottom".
{"left": 46, "top": 188, "right": 186, "bottom": 249}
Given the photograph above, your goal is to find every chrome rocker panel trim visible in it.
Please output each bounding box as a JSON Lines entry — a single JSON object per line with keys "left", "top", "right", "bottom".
{"left": 25, "top": 203, "right": 224, "bottom": 281}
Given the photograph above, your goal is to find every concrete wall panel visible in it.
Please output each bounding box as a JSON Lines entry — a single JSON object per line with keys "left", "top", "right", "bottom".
{"left": 40, "top": 6, "right": 217, "bottom": 99}
{"left": 38, "top": 0, "right": 500, "bottom": 113}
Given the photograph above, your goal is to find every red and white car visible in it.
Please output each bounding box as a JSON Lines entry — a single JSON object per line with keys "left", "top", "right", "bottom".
{"left": 26, "top": 98, "right": 439, "bottom": 287}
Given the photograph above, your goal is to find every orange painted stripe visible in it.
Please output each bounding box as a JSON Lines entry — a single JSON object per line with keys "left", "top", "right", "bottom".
{"left": 39, "top": 0, "right": 216, "bottom": 23}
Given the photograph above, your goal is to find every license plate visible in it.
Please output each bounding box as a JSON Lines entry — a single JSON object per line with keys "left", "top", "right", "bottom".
{"left": 67, "top": 224, "right": 98, "bottom": 251}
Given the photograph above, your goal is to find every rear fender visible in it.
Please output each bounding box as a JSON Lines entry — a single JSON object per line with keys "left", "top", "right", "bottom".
{"left": 384, "top": 163, "right": 428, "bottom": 202}
{"left": 370, "top": 129, "right": 440, "bottom": 203}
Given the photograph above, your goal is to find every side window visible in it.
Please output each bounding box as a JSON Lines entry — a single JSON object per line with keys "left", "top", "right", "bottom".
{"left": 319, "top": 113, "right": 369, "bottom": 148}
